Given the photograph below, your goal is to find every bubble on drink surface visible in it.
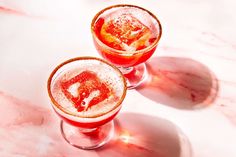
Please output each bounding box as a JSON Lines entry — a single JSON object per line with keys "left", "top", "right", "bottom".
{"left": 98, "top": 6, "right": 159, "bottom": 52}
{"left": 51, "top": 59, "right": 125, "bottom": 118}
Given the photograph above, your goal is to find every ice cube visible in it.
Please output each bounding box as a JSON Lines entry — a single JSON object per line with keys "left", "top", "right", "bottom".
{"left": 100, "top": 13, "right": 152, "bottom": 51}
{"left": 60, "top": 70, "right": 111, "bottom": 112}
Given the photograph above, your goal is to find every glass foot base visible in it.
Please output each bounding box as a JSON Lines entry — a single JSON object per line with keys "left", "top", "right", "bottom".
{"left": 60, "top": 120, "right": 114, "bottom": 150}
{"left": 119, "top": 63, "right": 148, "bottom": 89}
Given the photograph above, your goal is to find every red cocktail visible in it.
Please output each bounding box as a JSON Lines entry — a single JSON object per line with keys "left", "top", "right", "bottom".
{"left": 47, "top": 57, "right": 126, "bottom": 149}
{"left": 91, "top": 4, "right": 162, "bottom": 89}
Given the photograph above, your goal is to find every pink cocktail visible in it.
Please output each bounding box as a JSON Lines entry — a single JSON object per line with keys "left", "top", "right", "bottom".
{"left": 91, "top": 4, "right": 162, "bottom": 89}
{"left": 47, "top": 57, "right": 127, "bottom": 149}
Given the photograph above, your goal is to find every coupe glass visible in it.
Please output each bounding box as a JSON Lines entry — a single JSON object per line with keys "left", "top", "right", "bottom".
{"left": 91, "top": 4, "right": 162, "bottom": 89}
{"left": 47, "top": 57, "right": 127, "bottom": 150}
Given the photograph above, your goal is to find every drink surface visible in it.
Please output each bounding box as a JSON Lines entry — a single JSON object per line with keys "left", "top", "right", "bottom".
{"left": 94, "top": 6, "right": 159, "bottom": 53}
{"left": 50, "top": 58, "right": 125, "bottom": 118}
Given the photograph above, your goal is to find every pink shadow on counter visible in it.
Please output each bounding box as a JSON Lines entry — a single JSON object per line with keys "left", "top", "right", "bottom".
{"left": 96, "top": 112, "right": 192, "bottom": 157}
{"left": 137, "top": 57, "right": 219, "bottom": 110}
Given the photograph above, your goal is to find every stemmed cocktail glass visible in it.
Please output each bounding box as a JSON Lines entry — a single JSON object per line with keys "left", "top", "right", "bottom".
{"left": 47, "top": 57, "right": 127, "bottom": 150}
{"left": 91, "top": 4, "right": 162, "bottom": 89}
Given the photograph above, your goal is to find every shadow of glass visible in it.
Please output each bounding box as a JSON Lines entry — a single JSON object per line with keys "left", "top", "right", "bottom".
{"left": 96, "top": 112, "right": 192, "bottom": 157}
{"left": 137, "top": 57, "right": 219, "bottom": 110}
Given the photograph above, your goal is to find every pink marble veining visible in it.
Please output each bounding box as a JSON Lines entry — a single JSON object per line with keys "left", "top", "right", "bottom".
{"left": 0, "top": 92, "right": 95, "bottom": 156}
{"left": 0, "top": 6, "right": 25, "bottom": 15}
{"left": 0, "top": 0, "right": 236, "bottom": 157}
{"left": 0, "top": 6, "right": 48, "bottom": 19}
{"left": 0, "top": 92, "right": 46, "bottom": 126}
{"left": 215, "top": 104, "right": 236, "bottom": 125}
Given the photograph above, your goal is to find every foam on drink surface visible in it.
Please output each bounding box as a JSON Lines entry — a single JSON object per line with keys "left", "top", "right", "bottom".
{"left": 51, "top": 59, "right": 124, "bottom": 118}
{"left": 95, "top": 6, "right": 158, "bottom": 52}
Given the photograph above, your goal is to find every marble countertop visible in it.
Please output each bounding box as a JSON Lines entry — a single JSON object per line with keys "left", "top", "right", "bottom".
{"left": 0, "top": 0, "right": 236, "bottom": 157}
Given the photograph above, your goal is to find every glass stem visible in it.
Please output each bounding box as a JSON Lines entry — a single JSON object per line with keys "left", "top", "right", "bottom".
{"left": 118, "top": 66, "right": 134, "bottom": 75}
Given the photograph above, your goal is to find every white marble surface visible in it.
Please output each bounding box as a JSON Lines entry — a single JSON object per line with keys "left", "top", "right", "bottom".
{"left": 0, "top": 0, "right": 236, "bottom": 157}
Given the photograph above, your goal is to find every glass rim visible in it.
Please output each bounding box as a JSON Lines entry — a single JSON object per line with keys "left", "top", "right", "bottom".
{"left": 91, "top": 4, "right": 162, "bottom": 55}
{"left": 47, "top": 56, "right": 127, "bottom": 119}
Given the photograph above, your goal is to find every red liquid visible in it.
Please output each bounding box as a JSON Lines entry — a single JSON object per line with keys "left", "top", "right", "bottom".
{"left": 56, "top": 108, "right": 120, "bottom": 128}
{"left": 93, "top": 11, "right": 159, "bottom": 67}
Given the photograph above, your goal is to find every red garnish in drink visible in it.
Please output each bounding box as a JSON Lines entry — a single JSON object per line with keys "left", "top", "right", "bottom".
{"left": 61, "top": 71, "right": 111, "bottom": 112}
